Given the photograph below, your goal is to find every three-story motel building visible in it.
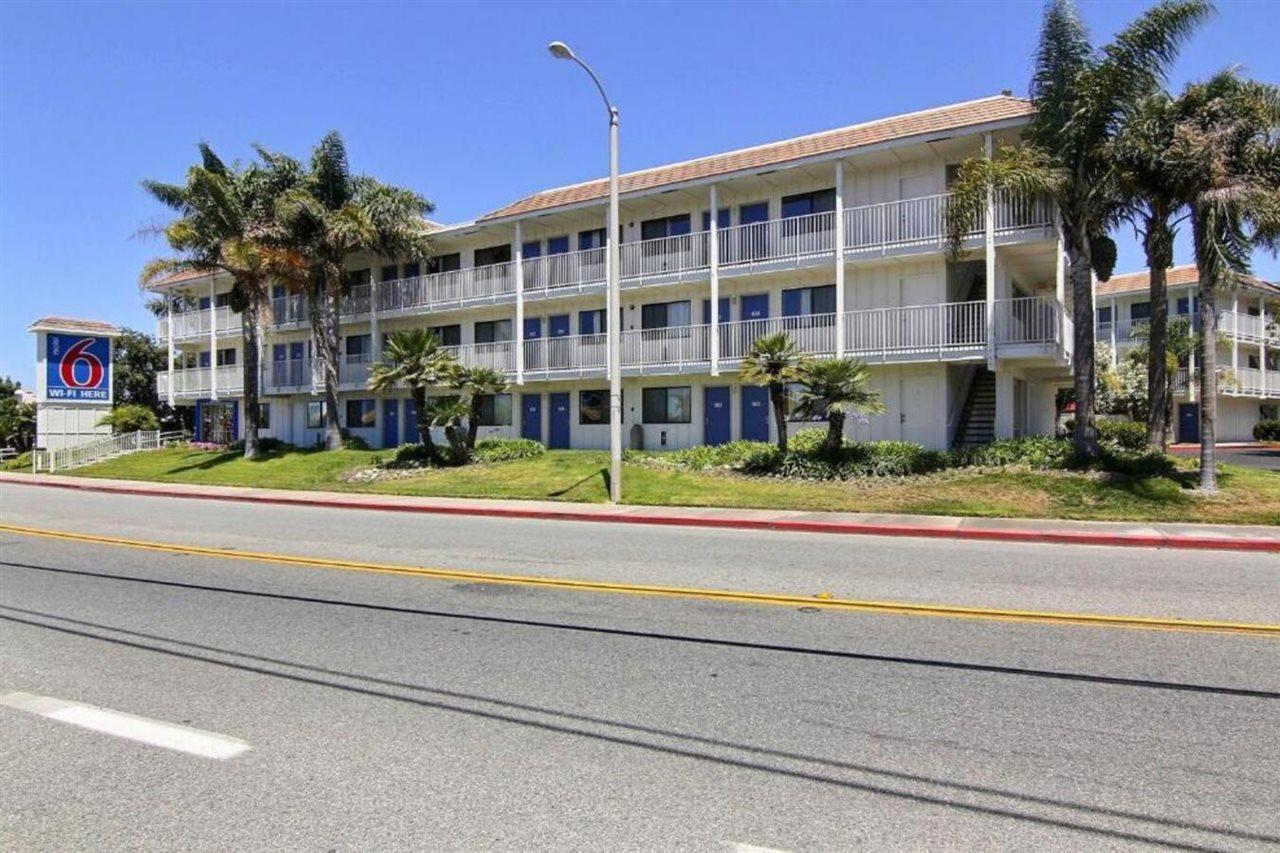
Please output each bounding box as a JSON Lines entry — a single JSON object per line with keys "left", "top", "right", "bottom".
{"left": 148, "top": 94, "right": 1274, "bottom": 449}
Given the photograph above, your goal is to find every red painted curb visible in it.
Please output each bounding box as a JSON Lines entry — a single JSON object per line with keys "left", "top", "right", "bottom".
{"left": 5, "top": 475, "right": 1278, "bottom": 553}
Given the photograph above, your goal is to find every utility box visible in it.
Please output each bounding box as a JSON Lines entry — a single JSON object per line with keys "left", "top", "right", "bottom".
{"left": 29, "top": 317, "right": 120, "bottom": 452}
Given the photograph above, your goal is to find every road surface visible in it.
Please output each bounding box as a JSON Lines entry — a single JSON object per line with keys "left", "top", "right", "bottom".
{"left": 1, "top": 483, "right": 1277, "bottom": 850}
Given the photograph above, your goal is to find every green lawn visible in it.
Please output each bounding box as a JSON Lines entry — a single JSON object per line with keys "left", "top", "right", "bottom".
{"left": 50, "top": 445, "right": 1280, "bottom": 525}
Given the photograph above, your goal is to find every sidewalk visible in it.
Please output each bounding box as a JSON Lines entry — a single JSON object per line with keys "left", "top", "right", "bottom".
{"left": 3, "top": 471, "right": 1277, "bottom": 552}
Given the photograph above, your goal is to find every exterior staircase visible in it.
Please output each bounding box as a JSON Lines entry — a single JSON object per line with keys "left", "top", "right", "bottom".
{"left": 32, "top": 429, "right": 185, "bottom": 473}
{"left": 954, "top": 368, "right": 996, "bottom": 447}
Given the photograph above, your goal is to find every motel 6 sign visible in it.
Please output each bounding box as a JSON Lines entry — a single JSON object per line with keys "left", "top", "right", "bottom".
{"left": 45, "top": 333, "right": 111, "bottom": 402}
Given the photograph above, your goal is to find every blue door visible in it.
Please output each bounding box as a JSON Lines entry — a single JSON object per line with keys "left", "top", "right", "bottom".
{"left": 704, "top": 387, "right": 731, "bottom": 446}
{"left": 549, "top": 314, "right": 570, "bottom": 337}
{"left": 742, "top": 386, "right": 770, "bottom": 442}
{"left": 1178, "top": 403, "right": 1199, "bottom": 444}
{"left": 383, "top": 399, "right": 399, "bottom": 448}
{"left": 230, "top": 401, "right": 239, "bottom": 440}
{"left": 522, "top": 393, "right": 542, "bottom": 443}
{"left": 549, "top": 392, "right": 571, "bottom": 449}
{"left": 404, "top": 398, "right": 419, "bottom": 443}
{"left": 702, "top": 298, "right": 729, "bottom": 324}
{"left": 194, "top": 399, "right": 204, "bottom": 442}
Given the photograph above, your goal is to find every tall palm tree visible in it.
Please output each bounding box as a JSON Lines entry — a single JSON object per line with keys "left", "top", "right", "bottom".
{"left": 266, "top": 132, "right": 435, "bottom": 450}
{"left": 425, "top": 396, "right": 471, "bottom": 462}
{"left": 449, "top": 366, "right": 508, "bottom": 454}
{"left": 367, "top": 329, "right": 457, "bottom": 462}
{"left": 794, "top": 358, "right": 887, "bottom": 454}
{"left": 739, "top": 332, "right": 809, "bottom": 453}
{"left": 141, "top": 145, "right": 308, "bottom": 459}
{"left": 947, "top": 0, "right": 1212, "bottom": 463}
{"left": 1165, "top": 70, "right": 1280, "bottom": 490}
{"left": 1110, "top": 91, "right": 1187, "bottom": 449}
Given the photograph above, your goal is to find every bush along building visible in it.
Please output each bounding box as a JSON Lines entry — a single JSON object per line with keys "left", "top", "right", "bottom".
{"left": 1095, "top": 265, "right": 1279, "bottom": 444}
{"left": 151, "top": 95, "right": 1099, "bottom": 450}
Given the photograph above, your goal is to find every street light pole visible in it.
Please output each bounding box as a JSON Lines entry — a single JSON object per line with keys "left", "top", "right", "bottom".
{"left": 549, "top": 41, "right": 622, "bottom": 503}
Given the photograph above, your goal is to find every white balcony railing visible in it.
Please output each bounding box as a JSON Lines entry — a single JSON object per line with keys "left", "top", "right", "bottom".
{"left": 378, "top": 263, "right": 515, "bottom": 313}
{"left": 444, "top": 341, "right": 518, "bottom": 374}
{"left": 158, "top": 306, "right": 241, "bottom": 340}
{"left": 1220, "top": 311, "right": 1277, "bottom": 344}
{"left": 267, "top": 358, "right": 318, "bottom": 392}
{"left": 340, "top": 353, "right": 371, "bottom": 386}
{"left": 993, "top": 296, "right": 1064, "bottom": 345}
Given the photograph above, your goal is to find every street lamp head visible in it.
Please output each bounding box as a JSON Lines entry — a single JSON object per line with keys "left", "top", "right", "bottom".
{"left": 547, "top": 41, "right": 575, "bottom": 60}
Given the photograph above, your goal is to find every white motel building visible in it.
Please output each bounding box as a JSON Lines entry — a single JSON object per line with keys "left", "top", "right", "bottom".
{"left": 148, "top": 95, "right": 1279, "bottom": 450}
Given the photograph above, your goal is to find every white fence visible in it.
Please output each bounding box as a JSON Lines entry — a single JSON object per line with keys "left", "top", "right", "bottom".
{"left": 32, "top": 429, "right": 186, "bottom": 473}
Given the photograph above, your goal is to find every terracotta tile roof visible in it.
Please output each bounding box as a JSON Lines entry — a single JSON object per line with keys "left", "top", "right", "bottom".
{"left": 29, "top": 317, "right": 120, "bottom": 335}
{"left": 1098, "top": 264, "right": 1280, "bottom": 297}
{"left": 153, "top": 267, "right": 218, "bottom": 287}
{"left": 479, "top": 95, "right": 1034, "bottom": 221}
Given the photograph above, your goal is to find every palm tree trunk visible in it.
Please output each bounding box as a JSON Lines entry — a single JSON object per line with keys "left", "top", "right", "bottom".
{"left": 770, "top": 382, "right": 789, "bottom": 453}
{"left": 1067, "top": 225, "right": 1099, "bottom": 463}
{"left": 308, "top": 277, "right": 344, "bottom": 451}
{"left": 825, "top": 411, "right": 845, "bottom": 455}
{"left": 241, "top": 301, "right": 261, "bottom": 460}
{"left": 411, "top": 388, "right": 437, "bottom": 462}
{"left": 1197, "top": 281, "right": 1218, "bottom": 491}
{"left": 1144, "top": 215, "right": 1173, "bottom": 449}
{"left": 466, "top": 398, "right": 480, "bottom": 452}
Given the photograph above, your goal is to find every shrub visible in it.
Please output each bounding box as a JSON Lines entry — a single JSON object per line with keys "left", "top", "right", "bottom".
{"left": 341, "top": 435, "right": 371, "bottom": 451}
{"left": 765, "top": 439, "right": 945, "bottom": 480}
{"left": 950, "top": 436, "right": 1075, "bottom": 470}
{"left": 97, "top": 404, "right": 159, "bottom": 434}
{"left": 230, "top": 437, "right": 292, "bottom": 454}
{"left": 382, "top": 442, "right": 438, "bottom": 469}
{"left": 471, "top": 437, "right": 545, "bottom": 464}
{"left": 1097, "top": 418, "right": 1148, "bottom": 451}
{"left": 1254, "top": 419, "right": 1280, "bottom": 442}
{"left": 1098, "top": 446, "right": 1177, "bottom": 477}
{"left": 662, "top": 440, "right": 778, "bottom": 471}
{"left": 788, "top": 428, "right": 829, "bottom": 456}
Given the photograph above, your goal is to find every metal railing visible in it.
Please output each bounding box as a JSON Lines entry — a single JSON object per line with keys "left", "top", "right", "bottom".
{"left": 339, "top": 353, "right": 372, "bottom": 386}
{"left": 157, "top": 366, "right": 245, "bottom": 398}
{"left": 158, "top": 306, "right": 241, "bottom": 340}
{"left": 378, "top": 263, "right": 515, "bottom": 313}
{"left": 271, "top": 294, "right": 309, "bottom": 326}
{"left": 1220, "top": 311, "right": 1277, "bottom": 344}
{"left": 32, "top": 429, "right": 186, "bottom": 473}
{"left": 993, "top": 296, "right": 1063, "bottom": 345}
{"left": 267, "top": 357, "right": 319, "bottom": 392}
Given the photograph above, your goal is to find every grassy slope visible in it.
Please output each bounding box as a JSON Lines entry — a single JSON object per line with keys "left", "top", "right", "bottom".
{"left": 57, "top": 446, "right": 1280, "bottom": 524}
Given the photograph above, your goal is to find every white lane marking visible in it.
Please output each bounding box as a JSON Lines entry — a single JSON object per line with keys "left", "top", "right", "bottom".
{"left": 0, "top": 691, "right": 251, "bottom": 760}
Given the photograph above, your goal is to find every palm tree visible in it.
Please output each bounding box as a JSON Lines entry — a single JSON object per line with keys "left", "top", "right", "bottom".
{"left": 1165, "top": 71, "right": 1280, "bottom": 490}
{"left": 141, "top": 145, "right": 308, "bottom": 460}
{"left": 947, "top": 0, "right": 1212, "bottom": 463}
{"left": 449, "top": 366, "right": 509, "bottom": 454}
{"left": 739, "top": 332, "right": 809, "bottom": 453}
{"left": 425, "top": 396, "right": 471, "bottom": 462}
{"left": 266, "top": 132, "right": 435, "bottom": 450}
{"left": 367, "top": 329, "right": 457, "bottom": 462}
{"left": 794, "top": 358, "right": 887, "bottom": 455}
{"left": 1110, "top": 91, "right": 1187, "bottom": 449}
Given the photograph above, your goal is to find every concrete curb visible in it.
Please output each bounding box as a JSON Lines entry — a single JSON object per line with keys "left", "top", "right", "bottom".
{"left": 3, "top": 474, "right": 1277, "bottom": 553}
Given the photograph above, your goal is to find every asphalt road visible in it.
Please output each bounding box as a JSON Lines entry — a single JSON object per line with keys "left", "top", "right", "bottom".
{"left": 1170, "top": 445, "right": 1280, "bottom": 471}
{"left": 1, "top": 486, "right": 1278, "bottom": 850}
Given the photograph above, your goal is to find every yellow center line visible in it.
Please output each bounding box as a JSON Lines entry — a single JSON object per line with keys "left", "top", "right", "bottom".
{"left": 1, "top": 522, "right": 1277, "bottom": 637}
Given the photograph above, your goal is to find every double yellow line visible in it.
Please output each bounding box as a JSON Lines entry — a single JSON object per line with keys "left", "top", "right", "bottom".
{"left": 2, "top": 522, "right": 1277, "bottom": 637}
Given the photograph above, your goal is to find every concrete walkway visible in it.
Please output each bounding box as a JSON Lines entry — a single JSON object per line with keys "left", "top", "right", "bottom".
{"left": 3, "top": 471, "right": 1277, "bottom": 552}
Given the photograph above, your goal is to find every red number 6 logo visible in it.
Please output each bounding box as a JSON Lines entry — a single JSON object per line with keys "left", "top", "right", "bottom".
{"left": 60, "top": 338, "right": 104, "bottom": 389}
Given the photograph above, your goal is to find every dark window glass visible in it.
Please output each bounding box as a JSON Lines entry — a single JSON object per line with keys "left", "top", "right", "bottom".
{"left": 429, "top": 253, "right": 461, "bottom": 273}
{"left": 381, "top": 264, "right": 399, "bottom": 282}
{"left": 429, "top": 324, "right": 461, "bottom": 346}
{"left": 782, "top": 285, "right": 836, "bottom": 317}
{"left": 945, "top": 164, "right": 962, "bottom": 188}
{"left": 578, "top": 228, "right": 606, "bottom": 251}
{"left": 641, "top": 300, "right": 691, "bottom": 329}
{"left": 1130, "top": 302, "right": 1151, "bottom": 321}
{"left": 578, "top": 309, "right": 606, "bottom": 335}
{"left": 214, "top": 292, "right": 232, "bottom": 308}
{"left": 345, "top": 334, "right": 371, "bottom": 357}
{"left": 474, "top": 244, "right": 512, "bottom": 267}
{"left": 474, "top": 320, "right": 513, "bottom": 344}
{"left": 306, "top": 401, "right": 325, "bottom": 428}
{"left": 547, "top": 235, "right": 569, "bottom": 255}
{"left": 701, "top": 209, "right": 730, "bottom": 231}
{"left": 641, "top": 214, "right": 692, "bottom": 241}
{"left": 258, "top": 403, "right": 271, "bottom": 429}
{"left": 781, "top": 188, "right": 836, "bottom": 219}
{"left": 198, "top": 296, "right": 211, "bottom": 310}
{"left": 579, "top": 390, "right": 609, "bottom": 424}
{"left": 476, "top": 393, "right": 512, "bottom": 426}
{"left": 642, "top": 387, "right": 691, "bottom": 424}
{"left": 344, "top": 268, "right": 371, "bottom": 288}
{"left": 1097, "top": 306, "right": 1113, "bottom": 325}
{"left": 402, "top": 262, "right": 420, "bottom": 279}
{"left": 198, "top": 351, "right": 210, "bottom": 367}
{"left": 216, "top": 348, "right": 237, "bottom": 366}
{"left": 739, "top": 201, "right": 769, "bottom": 224}
{"left": 345, "top": 399, "right": 376, "bottom": 428}
{"left": 522, "top": 241, "right": 542, "bottom": 259}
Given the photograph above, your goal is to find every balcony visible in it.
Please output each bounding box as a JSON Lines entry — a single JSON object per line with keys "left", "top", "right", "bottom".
{"left": 157, "top": 306, "right": 241, "bottom": 341}
{"left": 1100, "top": 310, "right": 1276, "bottom": 350}
{"left": 371, "top": 192, "right": 1054, "bottom": 315}
{"left": 1221, "top": 311, "right": 1277, "bottom": 345}
{"left": 266, "top": 357, "right": 319, "bottom": 393}
{"left": 271, "top": 294, "right": 309, "bottom": 327}
{"left": 156, "top": 365, "right": 243, "bottom": 399}
{"left": 339, "top": 353, "right": 372, "bottom": 386}
{"left": 1173, "top": 366, "right": 1279, "bottom": 398}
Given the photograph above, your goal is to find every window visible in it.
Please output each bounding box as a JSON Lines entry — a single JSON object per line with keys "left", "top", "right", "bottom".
{"left": 345, "top": 334, "right": 371, "bottom": 358}
{"left": 640, "top": 214, "right": 691, "bottom": 241}
{"left": 344, "top": 268, "right": 371, "bottom": 289}
{"left": 579, "top": 309, "right": 606, "bottom": 336}
{"left": 216, "top": 348, "right": 236, "bottom": 367}
{"left": 381, "top": 264, "right": 399, "bottom": 282}
{"left": 522, "top": 240, "right": 542, "bottom": 259}
{"left": 345, "top": 399, "right": 376, "bottom": 428}
{"left": 476, "top": 393, "right": 512, "bottom": 426}
{"left": 1248, "top": 354, "right": 1261, "bottom": 370}
{"left": 1097, "top": 306, "right": 1113, "bottom": 325}
{"left": 547, "top": 235, "right": 569, "bottom": 255}
{"left": 429, "top": 324, "right": 462, "bottom": 346}
{"left": 214, "top": 292, "right": 232, "bottom": 308}
{"left": 579, "top": 390, "right": 609, "bottom": 425}
{"left": 473, "top": 244, "right": 511, "bottom": 267}
{"left": 945, "top": 163, "right": 962, "bottom": 188}
{"left": 474, "top": 319, "right": 513, "bottom": 344}
{"left": 739, "top": 202, "right": 769, "bottom": 224}
{"left": 780, "top": 188, "right": 836, "bottom": 219}
{"left": 578, "top": 228, "right": 606, "bottom": 251}
{"left": 642, "top": 387, "right": 691, "bottom": 424}
{"left": 701, "top": 208, "right": 730, "bottom": 231}
{"left": 428, "top": 253, "right": 461, "bottom": 274}
{"left": 641, "top": 300, "right": 692, "bottom": 330}
{"left": 1176, "top": 296, "right": 1198, "bottom": 315}
{"left": 198, "top": 351, "right": 211, "bottom": 368}
{"left": 782, "top": 285, "right": 837, "bottom": 317}
{"left": 257, "top": 403, "right": 271, "bottom": 429}
{"left": 1130, "top": 302, "right": 1151, "bottom": 321}
{"left": 306, "top": 401, "right": 325, "bottom": 429}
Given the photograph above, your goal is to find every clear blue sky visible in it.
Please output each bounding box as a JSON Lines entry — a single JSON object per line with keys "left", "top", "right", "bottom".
{"left": 2, "top": 0, "right": 1277, "bottom": 387}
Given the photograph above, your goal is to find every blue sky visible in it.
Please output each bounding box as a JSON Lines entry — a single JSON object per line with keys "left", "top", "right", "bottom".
{"left": 2, "top": 0, "right": 1277, "bottom": 387}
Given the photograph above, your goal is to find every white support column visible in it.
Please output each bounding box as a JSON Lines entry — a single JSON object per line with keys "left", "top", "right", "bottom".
{"left": 834, "top": 161, "right": 846, "bottom": 358}
{"left": 1260, "top": 295, "right": 1268, "bottom": 397}
{"left": 515, "top": 221, "right": 525, "bottom": 386}
{"left": 1054, "top": 212, "right": 1066, "bottom": 306}
{"left": 1231, "top": 292, "right": 1239, "bottom": 374}
{"left": 983, "top": 133, "right": 996, "bottom": 370}
{"left": 994, "top": 370, "right": 1016, "bottom": 439}
{"left": 370, "top": 270, "right": 381, "bottom": 363}
{"left": 208, "top": 277, "right": 218, "bottom": 401}
{"left": 1109, "top": 296, "right": 1118, "bottom": 358}
{"left": 166, "top": 293, "right": 175, "bottom": 407}
{"left": 709, "top": 183, "right": 720, "bottom": 376}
